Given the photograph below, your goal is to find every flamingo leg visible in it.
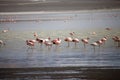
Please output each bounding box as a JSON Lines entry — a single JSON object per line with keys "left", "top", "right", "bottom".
{"left": 118, "top": 42, "right": 120, "bottom": 47}
{"left": 84, "top": 43, "right": 86, "bottom": 48}
{"left": 68, "top": 42, "right": 70, "bottom": 47}
{"left": 99, "top": 44, "right": 101, "bottom": 48}
{"left": 75, "top": 42, "right": 77, "bottom": 47}
{"left": 93, "top": 46, "right": 95, "bottom": 52}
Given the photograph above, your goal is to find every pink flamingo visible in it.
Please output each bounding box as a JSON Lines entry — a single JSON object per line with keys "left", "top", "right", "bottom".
{"left": 96, "top": 40, "right": 103, "bottom": 48}
{"left": 64, "top": 37, "right": 73, "bottom": 47}
{"left": 26, "top": 40, "right": 35, "bottom": 49}
{"left": 2, "top": 28, "right": 9, "bottom": 33}
{"left": 52, "top": 38, "right": 61, "bottom": 47}
{"left": 72, "top": 38, "right": 79, "bottom": 47}
{"left": 101, "top": 37, "right": 107, "bottom": 44}
{"left": 33, "top": 32, "right": 38, "bottom": 38}
{"left": 112, "top": 36, "right": 120, "bottom": 47}
{"left": 91, "top": 32, "right": 96, "bottom": 35}
{"left": 117, "top": 38, "right": 120, "bottom": 47}
{"left": 28, "top": 40, "right": 36, "bottom": 43}
{"left": 81, "top": 37, "right": 90, "bottom": 48}
{"left": 2, "top": 30, "right": 8, "bottom": 33}
{"left": 0, "top": 40, "right": 5, "bottom": 47}
{"left": 44, "top": 37, "right": 51, "bottom": 42}
{"left": 69, "top": 32, "right": 75, "bottom": 38}
{"left": 36, "top": 38, "right": 45, "bottom": 46}
{"left": 112, "top": 36, "right": 117, "bottom": 45}
{"left": 91, "top": 42, "right": 98, "bottom": 51}
{"left": 69, "top": 32, "right": 75, "bottom": 36}
{"left": 44, "top": 41, "right": 52, "bottom": 49}
{"left": 105, "top": 28, "right": 111, "bottom": 31}
{"left": 112, "top": 36, "right": 119, "bottom": 44}
{"left": 44, "top": 37, "right": 52, "bottom": 49}
{"left": 36, "top": 37, "right": 51, "bottom": 47}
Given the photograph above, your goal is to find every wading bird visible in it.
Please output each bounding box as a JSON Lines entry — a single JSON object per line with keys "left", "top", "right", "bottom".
{"left": 72, "top": 38, "right": 79, "bottom": 47}
{"left": 36, "top": 38, "right": 45, "bottom": 46}
{"left": 96, "top": 40, "right": 103, "bottom": 48}
{"left": 52, "top": 38, "right": 61, "bottom": 47}
{"left": 81, "top": 37, "right": 90, "bottom": 48}
{"left": 64, "top": 37, "right": 73, "bottom": 47}
{"left": 26, "top": 40, "right": 35, "bottom": 49}
{"left": 112, "top": 36, "right": 120, "bottom": 47}
{"left": 0, "top": 40, "right": 5, "bottom": 47}
{"left": 101, "top": 37, "right": 107, "bottom": 45}
{"left": 91, "top": 42, "right": 98, "bottom": 51}
{"left": 33, "top": 32, "right": 38, "bottom": 38}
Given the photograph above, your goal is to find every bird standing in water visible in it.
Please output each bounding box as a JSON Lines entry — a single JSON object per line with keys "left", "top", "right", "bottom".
{"left": 91, "top": 42, "right": 98, "bottom": 52}
{"left": 81, "top": 37, "right": 90, "bottom": 48}
{"left": 64, "top": 37, "right": 73, "bottom": 47}
{"left": 72, "top": 38, "right": 79, "bottom": 47}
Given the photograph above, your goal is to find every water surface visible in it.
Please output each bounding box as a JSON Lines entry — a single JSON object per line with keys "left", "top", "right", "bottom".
{"left": 0, "top": 9, "right": 120, "bottom": 80}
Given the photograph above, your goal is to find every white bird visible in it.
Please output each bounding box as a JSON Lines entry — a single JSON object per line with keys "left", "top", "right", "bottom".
{"left": 96, "top": 40, "right": 103, "bottom": 48}
{"left": 91, "top": 42, "right": 98, "bottom": 51}
{"left": 112, "top": 36, "right": 120, "bottom": 47}
{"left": 0, "top": 40, "right": 5, "bottom": 47}
{"left": 81, "top": 37, "right": 90, "bottom": 48}
{"left": 26, "top": 40, "right": 35, "bottom": 49}
{"left": 2, "top": 30, "right": 8, "bottom": 33}
{"left": 101, "top": 37, "right": 107, "bottom": 45}
{"left": 64, "top": 37, "right": 73, "bottom": 47}
{"left": 44, "top": 41, "right": 52, "bottom": 49}
{"left": 72, "top": 38, "right": 79, "bottom": 47}
{"left": 44, "top": 37, "right": 52, "bottom": 49}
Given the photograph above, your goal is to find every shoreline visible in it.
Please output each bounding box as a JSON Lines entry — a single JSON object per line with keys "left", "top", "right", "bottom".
{"left": 0, "top": 66, "right": 120, "bottom": 69}
{"left": 0, "top": 8, "right": 120, "bottom": 15}
{"left": 0, "top": 66, "right": 120, "bottom": 79}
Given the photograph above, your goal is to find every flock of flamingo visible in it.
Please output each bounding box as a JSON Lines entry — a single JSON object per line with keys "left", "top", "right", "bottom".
{"left": 25, "top": 28, "right": 120, "bottom": 51}
{"left": 0, "top": 28, "right": 120, "bottom": 51}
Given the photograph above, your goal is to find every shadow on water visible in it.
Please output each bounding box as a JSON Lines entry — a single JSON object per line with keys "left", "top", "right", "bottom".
{"left": 0, "top": 67, "right": 120, "bottom": 80}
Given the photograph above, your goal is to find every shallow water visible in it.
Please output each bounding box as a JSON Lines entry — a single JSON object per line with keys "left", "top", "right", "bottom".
{"left": 0, "top": 9, "right": 120, "bottom": 79}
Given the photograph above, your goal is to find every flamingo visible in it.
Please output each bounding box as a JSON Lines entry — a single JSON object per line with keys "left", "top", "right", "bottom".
{"left": 96, "top": 40, "right": 103, "bottom": 48}
{"left": 90, "top": 42, "right": 98, "bottom": 51}
{"left": 44, "top": 37, "right": 52, "bottom": 49}
{"left": 81, "top": 37, "right": 90, "bottom": 48}
{"left": 36, "top": 38, "right": 45, "bottom": 46}
{"left": 26, "top": 40, "right": 35, "bottom": 49}
{"left": 112, "top": 36, "right": 119, "bottom": 44}
{"left": 36, "top": 37, "right": 51, "bottom": 46}
{"left": 33, "top": 32, "right": 38, "bottom": 38}
{"left": 52, "top": 38, "right": 61, "bottom": 47}
{"left": 91, "top": 32, "right": 96, "bottom": 35}
{"left": 69, "top": 32, "right": 75, "bottom": 36}
{"left": 112, "top": 36, "right": 117, "bottom": 45}
{"left": 101, "top": 37, "right": 107, "bottom": 44}
{"left": 44, "top": 37, "right": 51, "bottom": 42}
{"left": 112, "top": 36, "right": 120, "bottom": 47}
{"left": 2, "top": 30, "right": 9, "bottom": 33}
{"left": 28, "top": 39, "right": 36, "bottom": 43}
{"left": 72, "top": 38, "right": 79, "bottom": 47}
{"left": 69, "top": 32, "right": 75, "bottom": 38}
{"left": 64, "top": 37, "right": 73, "bottom": 47}
{"left": 117, "top": 38, "right": 120, "bottom": 47}
{"left": 105, "top": 28, "right": 111, "bottom": 31}
{"left": 44, "top": 41, "right": 52, "bottom": 49}
{"left": 0, "top": 40, "right": 5, "bottom": 47}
